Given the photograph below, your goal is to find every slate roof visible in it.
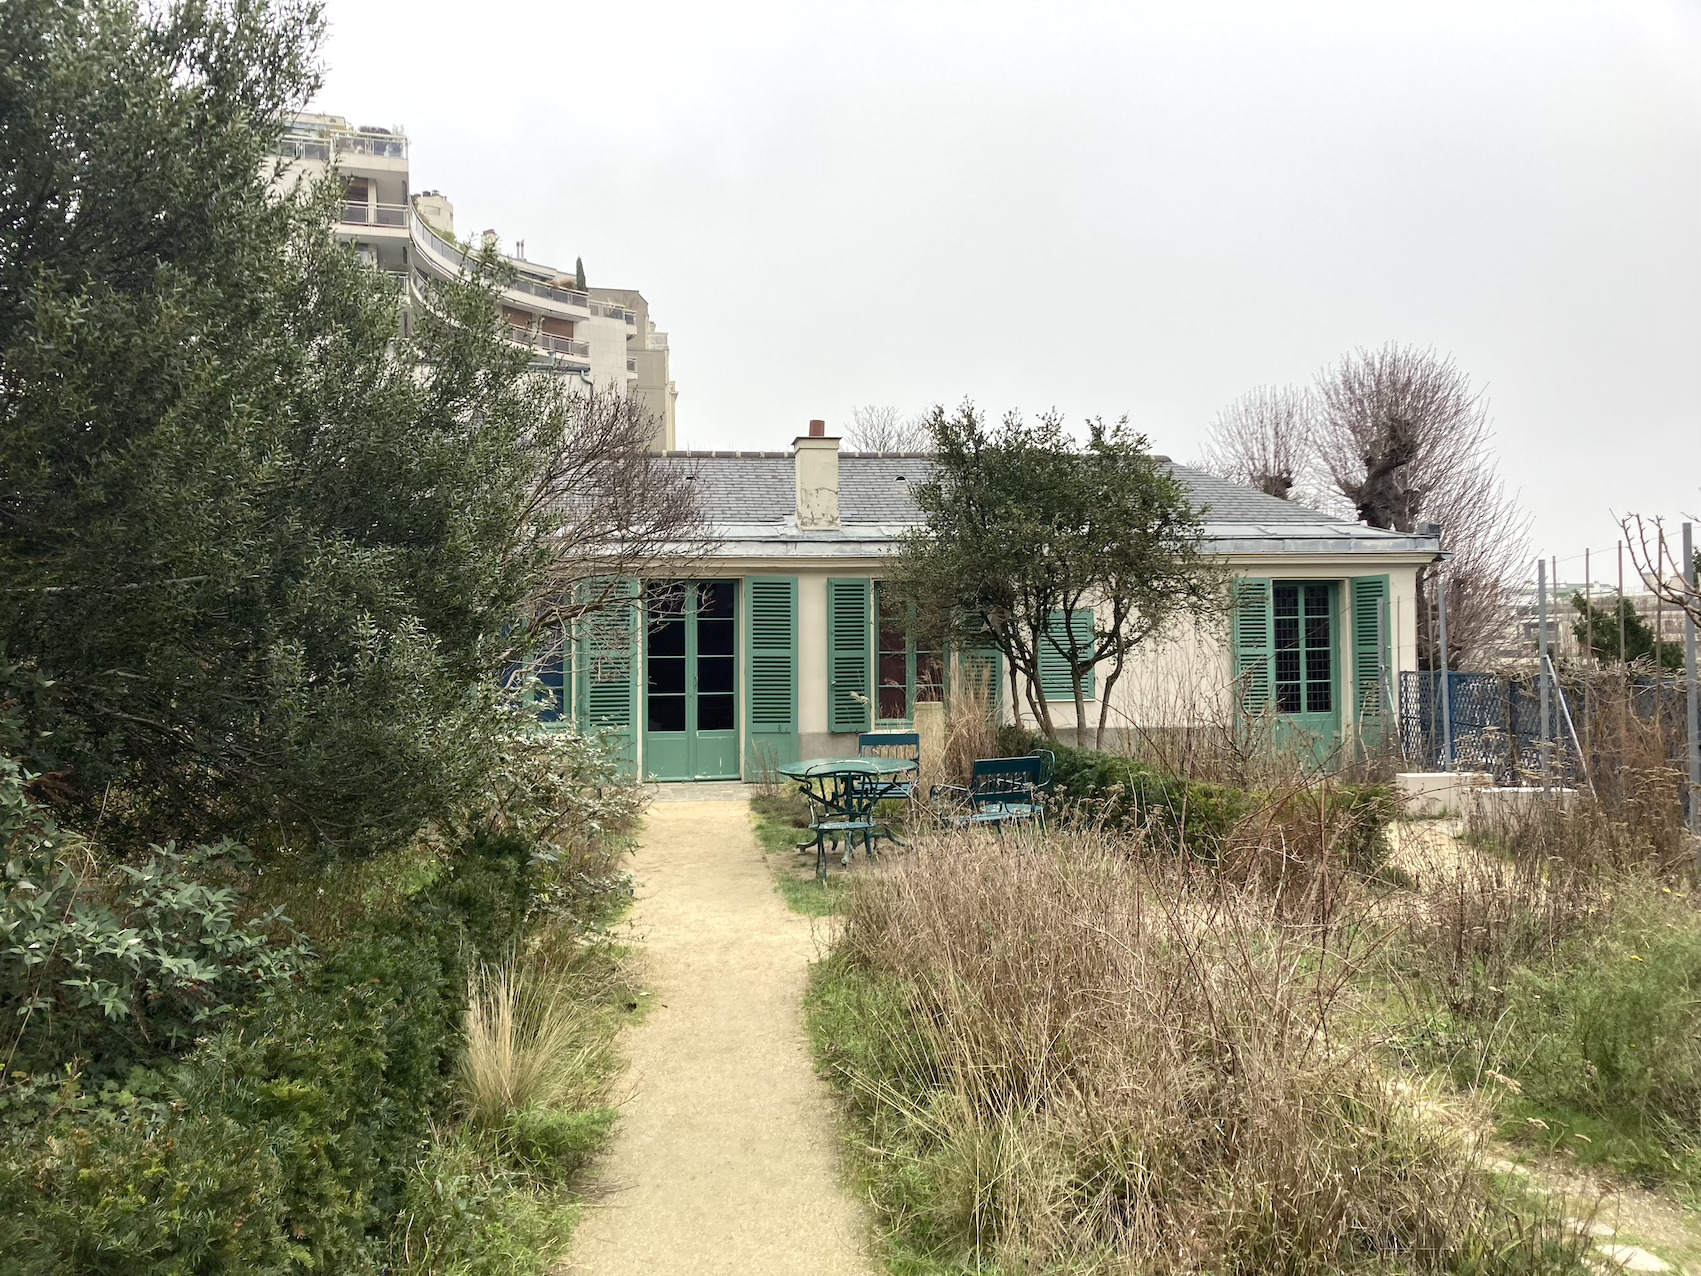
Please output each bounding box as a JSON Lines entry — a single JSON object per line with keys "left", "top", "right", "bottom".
{"left": 657, "top": 450, "right": 1438, "bottom": 558}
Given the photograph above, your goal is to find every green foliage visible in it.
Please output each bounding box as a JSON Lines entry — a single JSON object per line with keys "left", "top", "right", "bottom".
{"left": 0, "top": 0, "right": 569, "bottom": 857}
{"left": 438, "top": 831, "right": 538, "bottom": 962}
{"left": 469, "top": 726, "right": 642, "bottom": 930}
{"left": 2, "top": 757, "right": 306, "bottom": 1074}
{"left": 1481, "top": 893, "right": 1701, "bottom": 1193}
{"left": 1570, "top": 593, "right": 1684, "bottom": 671}
{"left": 1046, "top": 743, "right": 1253, "bottom": 856}
{"left": 1042, "top": 742, "right": 1396, "bottom": 872}
{"left": 890, "top": 403, "right": 1223, "bottom": 742}
{"left": 503, "top": 1103, "right": 617, "bottom": 1180}
{"left": 1, "top": 917, "right": 467, "bottom": 1273}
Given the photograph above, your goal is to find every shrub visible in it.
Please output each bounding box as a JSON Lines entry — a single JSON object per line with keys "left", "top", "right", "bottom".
{"left": 1041, "top": 743, "right": 1397, "bottom": 877}
{"left": 440, "top": 830, "right": 538, "bottom": 962}
{"left": 0, "top": 917, "right": 466, "bottom": 1273}
{"left": 1045, "top": 743, "right": 1253, "bottom": 855}
{"left": 2, "top": 759, "right": 307, "bottom": 1075}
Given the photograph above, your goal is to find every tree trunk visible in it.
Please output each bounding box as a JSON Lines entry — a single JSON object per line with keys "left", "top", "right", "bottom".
{"left": 1095, "top": 654, "right": 1125, "bottom": 751}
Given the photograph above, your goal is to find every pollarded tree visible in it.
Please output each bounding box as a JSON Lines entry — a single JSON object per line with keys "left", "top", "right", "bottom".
{"left": 1199, "top": 385, "right": 1316, "bottom": 502}
{"left": 1312, "top": 344, "right": 1528, "bottom": 669}
{"left": 891, "top": 404, "right": 1223, "bottom": 747}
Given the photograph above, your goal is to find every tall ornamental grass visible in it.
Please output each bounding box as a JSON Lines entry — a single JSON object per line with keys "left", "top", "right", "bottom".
{"left": 811, "top": 827, "right": 1587, "bottom": 1275}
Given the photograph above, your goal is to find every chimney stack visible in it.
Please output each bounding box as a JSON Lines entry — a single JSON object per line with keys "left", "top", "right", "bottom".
{"left": 794, "top": 418, "right": 840, "bottom": 530}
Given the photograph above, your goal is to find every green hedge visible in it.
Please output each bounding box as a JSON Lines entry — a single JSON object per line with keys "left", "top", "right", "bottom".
{"left": 1045, "top": 744, "right": 1253, "bottom": 857}
{"left": 0, "top": 824, "right": 541, "bottom": 1274}
{"left": 1016, "top": 740, "right": 1396, "bottom": 874}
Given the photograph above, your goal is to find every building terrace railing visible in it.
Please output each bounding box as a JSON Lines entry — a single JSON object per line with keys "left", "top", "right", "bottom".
{"left": 277, "top": 137, "right": 331, "bottom": 162}
{"left": 507, "top": 327, "right": 591, "bottom": 361}
{"left": 342, "top": 202, "right": 408, "bottom": 227}
{"left": 410, "top": 211, "right": 591, "bottom": 310}
{"left": 336, "top": 133, "right": 407, "bottom": 159}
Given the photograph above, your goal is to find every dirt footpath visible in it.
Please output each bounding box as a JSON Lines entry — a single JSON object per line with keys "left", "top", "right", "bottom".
{"left": 561, "top": 800, "right": 876, "bottom": 1276}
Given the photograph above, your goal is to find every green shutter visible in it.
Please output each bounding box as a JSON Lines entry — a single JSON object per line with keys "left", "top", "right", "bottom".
{"left": 745, "top": 576, "right": 799, "bottom": 774}
{"left": 576, "top": 580, "right": 638, "bottom": 772}
{"left": 827, "top": 578, "right": 872, "bottom": 733}
{"left": 1351, "top": 575, "right": 1392, "bottom": 726}
{"left": 961, "top": 645, "right": 1003, "bottom": 711}
{"left": 1233, "top": 578, "right": 1274, "bottom": 715}
{"left": 1039, "top": 609, "right": 1096, "bottom": 702}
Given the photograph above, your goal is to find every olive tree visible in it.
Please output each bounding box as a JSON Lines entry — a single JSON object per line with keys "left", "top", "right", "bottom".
{"left": 892, "top": 404, "right": 1224, "bottom": 747}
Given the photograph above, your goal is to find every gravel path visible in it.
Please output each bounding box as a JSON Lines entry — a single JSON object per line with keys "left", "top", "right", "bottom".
{"left": 560, "top": 799, "right": 876, "bottom": 1276}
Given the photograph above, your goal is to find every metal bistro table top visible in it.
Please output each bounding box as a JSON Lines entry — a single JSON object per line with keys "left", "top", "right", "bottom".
{"left": 776, "top": 756, "right": 917, "bottom": 780}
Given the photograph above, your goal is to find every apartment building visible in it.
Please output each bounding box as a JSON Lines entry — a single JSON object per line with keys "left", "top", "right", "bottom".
{"left": 274, "top": 113, "right": 678, "bottom": 451}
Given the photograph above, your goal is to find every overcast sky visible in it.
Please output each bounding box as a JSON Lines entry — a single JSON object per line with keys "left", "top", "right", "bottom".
{"left": 313, "top": 0, "right": 1699, "bottom": 582}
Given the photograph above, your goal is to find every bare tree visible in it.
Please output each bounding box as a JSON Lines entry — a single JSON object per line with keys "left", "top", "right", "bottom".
{"left": 1198, "top": 385, "right": 1315, "bottom": 501}
{"left": 845, "top": 403, "right": 931, "bottom": 453}
{"left": 1313, "top": 344, "right": 1528, "bottom": 669}
{"left": 1624, "top": 512, "right": 1701, "bottom": 632}
{"left": 508, "top": 385, "right": 717, "bottom": 675}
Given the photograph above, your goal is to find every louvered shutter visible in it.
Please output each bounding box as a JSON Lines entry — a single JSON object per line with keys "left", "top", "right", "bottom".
{"left": 745, "top": 576, "right": 799, "bottom": 773}
{"left": 961, "top": 646, "right": 1003, "bottom": 710}
{"left": 1233, "top": 578, "right": 1274, "bottom": 715}
{"left": 826, "top": 578, "right": 872, "bottom": 733}
{"left": 1039, "top": 609, "right": 1096, "bottom": 702}
{"left": 577, "top": 580, "right": 638, "bottom": 771}
{"left": 1351, "top": 575, "right": 1392, "bottom": 727}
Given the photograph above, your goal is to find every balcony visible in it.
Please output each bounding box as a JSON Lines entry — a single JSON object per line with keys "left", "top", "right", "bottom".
{"left": 508, "top": 273, "right": 590, "bottom": 309}
{"left": 591, "top": 302, "right": 637, "bottom": 325}
{"left": 336, "top": 133, "right": 407, "bottom": 160}
{"left": 508, "top": 326, "right": 591, "bottom": 363}
{"left": 410, "top": 211, "right": 591, "bottom": 314}
{"left": 277, "top": 136, "right": 331, "bottom": 162}
{"left": 342, "top": 202, "right": 408, "bottom": 227}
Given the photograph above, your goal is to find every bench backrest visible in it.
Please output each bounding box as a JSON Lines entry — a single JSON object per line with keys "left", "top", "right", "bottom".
{"left": 969, "top": 755, "right": 1043, "bottom": 802}
{"left": 858, "top": 731, "right": 921, "bottom": 764}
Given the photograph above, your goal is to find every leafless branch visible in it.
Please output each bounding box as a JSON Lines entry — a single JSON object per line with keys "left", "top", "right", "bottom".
{"left": 845, "top": 403, "right": 931, "bottom": 453}
{"left": 1198, "top": 385, "right": 1317, "bottom": 502}
{"left": 1623, "top": 513, "right": 1701, "bottom": 632}
{"left": 510, "top": 385, "right": 717, "bottom": 667}
{"left": 1312, "top": 344, "right": 1528, "bottom": 668}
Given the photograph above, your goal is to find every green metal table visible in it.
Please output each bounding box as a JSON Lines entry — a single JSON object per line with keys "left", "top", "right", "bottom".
{"left": 776, "top": 756, "right": 918, "bottom": 877}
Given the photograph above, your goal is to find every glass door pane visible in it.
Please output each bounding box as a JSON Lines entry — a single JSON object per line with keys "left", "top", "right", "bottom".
{"left": 645, "top": 582, "right": 687, "bottom": 733}
{"left": 877, "top": 587, "right": 909, "bottom": 721}
{"left": 1303, "top": 584, "right": 1333, "bottom": 714}
{"left": 695, "top": 581, "right": 736, "bottom": 734}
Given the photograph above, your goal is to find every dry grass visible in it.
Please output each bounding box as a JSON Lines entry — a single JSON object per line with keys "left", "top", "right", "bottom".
{"left": 461, "top": 959, "right": 613, "bottom": 1131}
{"left": 812, "top": 825, "right": 1586, "bottom": 1274}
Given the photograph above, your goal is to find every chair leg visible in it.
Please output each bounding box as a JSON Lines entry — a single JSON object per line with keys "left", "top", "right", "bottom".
{"left": 814, "top": 830, "right": 828, "bottom": 881}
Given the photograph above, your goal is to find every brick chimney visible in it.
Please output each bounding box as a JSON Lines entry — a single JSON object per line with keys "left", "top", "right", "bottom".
{"left": 794, "top": 419, "right": 840, "bottom": 530}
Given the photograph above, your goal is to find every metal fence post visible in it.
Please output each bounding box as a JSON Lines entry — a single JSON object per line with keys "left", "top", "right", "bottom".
{"left": 1438, "top": 567, "right": 1453, "bottom": 770}
{"left": 1538, "top": 558, "right": 1551, "bottom": 791}
{"left": 1683, "top": 522, "right": 1700, "bottom": 838}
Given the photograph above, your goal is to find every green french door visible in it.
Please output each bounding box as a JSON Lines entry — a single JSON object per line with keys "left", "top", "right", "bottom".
{"left": 1271, "top": 581, "right": 1342, "bottom": 764}
{"left": 643, "top": 580, "right": 740, "bottom": 781}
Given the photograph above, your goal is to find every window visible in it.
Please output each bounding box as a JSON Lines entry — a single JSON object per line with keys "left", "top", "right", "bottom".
{"left": 874, "top": 585, "right": 942, "bottom": 723}
{"left": 1272, "top": 582, "right": 1333, "bottom": 715}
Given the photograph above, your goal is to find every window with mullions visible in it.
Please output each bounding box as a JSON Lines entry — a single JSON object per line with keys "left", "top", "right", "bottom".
{"left": 1273, "top": 582, "right": 1333, "bottom": 714}
{"left": 875, "top": 585, "right": 943, "bottom": 723}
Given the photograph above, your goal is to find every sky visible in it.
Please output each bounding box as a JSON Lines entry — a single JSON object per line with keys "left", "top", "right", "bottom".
{"left": 312, "top": 0, "right": 1700, "bottom": 583}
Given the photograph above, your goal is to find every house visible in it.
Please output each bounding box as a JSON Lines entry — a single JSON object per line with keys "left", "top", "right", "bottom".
{"left": 539, "top": 422, "right": 1442, "bottom": 779}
